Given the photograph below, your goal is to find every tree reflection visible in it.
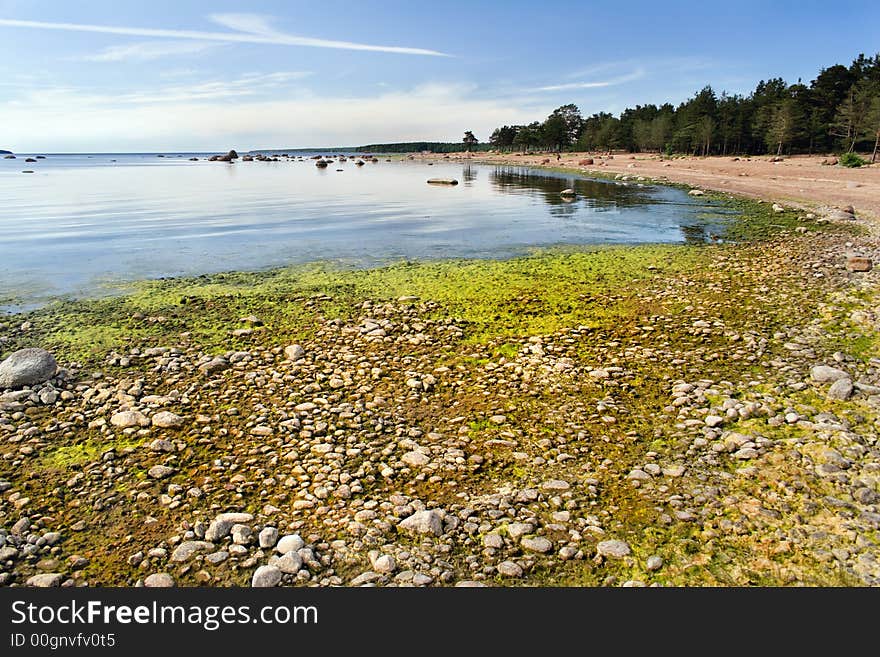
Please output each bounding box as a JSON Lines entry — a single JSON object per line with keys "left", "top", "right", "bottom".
{"left": 488, "top": 166, "right": 653, "bottom": 210}
{"left": 679, "top": 223, "right": 708, "bottom": 244}
{"left": 488, "top": 165, "right": 725, "bottom": 236}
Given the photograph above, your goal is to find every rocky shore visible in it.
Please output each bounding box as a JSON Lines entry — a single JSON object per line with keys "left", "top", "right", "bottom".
{"left": 1, "top": 187, "right": 878, "bottom": 587}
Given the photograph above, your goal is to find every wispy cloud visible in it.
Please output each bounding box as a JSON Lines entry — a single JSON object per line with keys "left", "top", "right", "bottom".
{"left": 116, "top": 71, "right": 313, "bottom": 103}
{"left": 79, "top": 40, "right": 216, "bottom": 62}
{"left": 5, "top": 71, "right": 313, "bottom": 106}
{"left": 0, "top": 14, "right": 451, "bottom": 56}
{"left": 563, "top": 61, "right": 636, "bottom": 80}
{"left": 565, "top": 57, "right": 714, "bottom": 81}
{"left": 536, "top": 69, "right": 644, "bottom": 92}
{"left": 0, "top": 82, "right": 541, "bottom": 152}
{"left": 159, "top": 68, "right": 204, "bottom": 80}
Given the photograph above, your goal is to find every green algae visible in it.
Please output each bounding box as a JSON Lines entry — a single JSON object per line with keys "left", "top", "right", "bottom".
{"left": 4, "top": 243, "right": 705, "bottom": 365}
{"left": 1, "top": 177, "right": 875, "bottom": 588}
{"left": 36, "top": 436, "right": 144, "bottom": 473}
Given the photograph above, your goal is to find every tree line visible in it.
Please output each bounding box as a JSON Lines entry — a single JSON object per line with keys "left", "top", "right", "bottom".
{"left": 486, "top": 53, "right": 880, "bottom": 160}
{"left": 353, "top": 141, "right": 493, "bottom": 154}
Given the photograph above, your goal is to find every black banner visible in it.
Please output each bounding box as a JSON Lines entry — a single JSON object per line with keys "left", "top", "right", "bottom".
{"left": 0, "top": 587, "right": 872, "bottom": 653}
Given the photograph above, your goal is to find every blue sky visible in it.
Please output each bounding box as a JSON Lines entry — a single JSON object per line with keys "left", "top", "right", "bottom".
{"left": 0, "top": 0, "right": 877, "bottom": 151}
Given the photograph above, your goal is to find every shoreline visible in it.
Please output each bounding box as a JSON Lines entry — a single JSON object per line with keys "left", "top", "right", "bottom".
{"left": 1, "top": 172, "right": 879, "bottom": 587}
{"left": 0, "top": 156, "right": 722, "bottom": 314}
{"left": 0, "top": 160, "right": 815, "bottom": 315}
{"left": 418, "top": 151, "right": 880, "bottom": 223}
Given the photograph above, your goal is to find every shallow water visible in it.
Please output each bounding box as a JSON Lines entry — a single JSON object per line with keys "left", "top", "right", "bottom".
{"left": 0, "top": 153, "right": 730, "bottom": 309}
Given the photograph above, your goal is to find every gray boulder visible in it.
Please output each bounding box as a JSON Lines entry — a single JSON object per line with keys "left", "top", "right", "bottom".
{"left": 810, "top": 365, "right": 849, "bottom": 383}
{"left": 399, "top": 509, "right": 445, "bottom": 536}
{"left": 251, "top": 565, "right": 282, "bottom": 587}
{"left": 284, "top": 344, "right": 305, "bottom": 361}
{"left": 204, "top": 512, "right": 254, "bottom": 542}
{"left": 26, "top": 573, "right": 63, "bottom": 587}
{"left": 199, "top": 357, "right": 229, "bottom": 375}
{"left": 144, "top": 573, "right": 175, "bottom": 587}
{"left": 0, "top": 348, "right": 57, "bottom": 389}
{"left": 827, "top": 378, "right": 853, "bottom": 400}
{"left": 171, "top": 540, "right": 214, "bottom": 562}
{"left": 597, "top": 539, "right": 632, "bottom": 558}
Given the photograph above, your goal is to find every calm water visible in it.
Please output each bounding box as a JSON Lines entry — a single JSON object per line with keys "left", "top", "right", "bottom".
{"left": 0, "top": 153, "right": 731, "bottom": 310}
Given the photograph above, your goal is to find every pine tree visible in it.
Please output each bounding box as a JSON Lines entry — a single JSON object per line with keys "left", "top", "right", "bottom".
{"left": 866, "top": 95, "right": 880, "bottom": 162}
{"left": 766, "top": 99, "right": 795, "bottom": 155}
{"left": 831, "top": 81, "right": 874, "bottom": 152}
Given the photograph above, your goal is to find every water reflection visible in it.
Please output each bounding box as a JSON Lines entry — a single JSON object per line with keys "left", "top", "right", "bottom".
{"left": 679, "top": 223, "right": 708, "bottom": 245}
{"left": 487, "top": 166, "right": 723, "bottom": 236}
{"left": 0, "top": 155, "right": 731, "bottom": 307}
{"left": 489, "top": 166, "right": 654, "bottom": 210}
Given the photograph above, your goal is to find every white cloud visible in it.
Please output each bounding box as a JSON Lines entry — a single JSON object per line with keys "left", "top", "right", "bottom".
{"left": 564, "top": 57, "right": 713, "bottom": 80}
{"left": 209, "top": 13, "right": 276, "bottom": 36}
{"left": 159, "top": 68, "right": 203, "bottom": 79}
{"left": 0, "top": 82, "right": 544, "bottom": 151}
{"left": 79, "top": 40, "right": 216, "bottom": 62}
{"left": 115, "top": 71, "right": 313, "bottom": 103}
{"left": 0, "top": 15, "right": 451, "bottom": 56}
{"left": 536, "top": 69, "right": 645, "bottom": 92}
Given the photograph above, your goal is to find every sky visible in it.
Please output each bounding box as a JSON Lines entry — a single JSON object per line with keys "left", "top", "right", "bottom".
{"left": 0, "top": 0, "right": 877, "bottom": 152}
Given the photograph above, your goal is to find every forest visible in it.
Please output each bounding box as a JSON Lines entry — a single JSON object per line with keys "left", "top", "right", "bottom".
{"left": 352, "top": 141, "right": 493, "bottom": 154}
{"left": 487, "top": 53, "right": 880, "bottom": 159}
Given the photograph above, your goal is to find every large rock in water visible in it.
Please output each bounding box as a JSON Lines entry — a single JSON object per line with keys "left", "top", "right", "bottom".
{"left": 0, "top": 348, "right": 57, "bottom": 389}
